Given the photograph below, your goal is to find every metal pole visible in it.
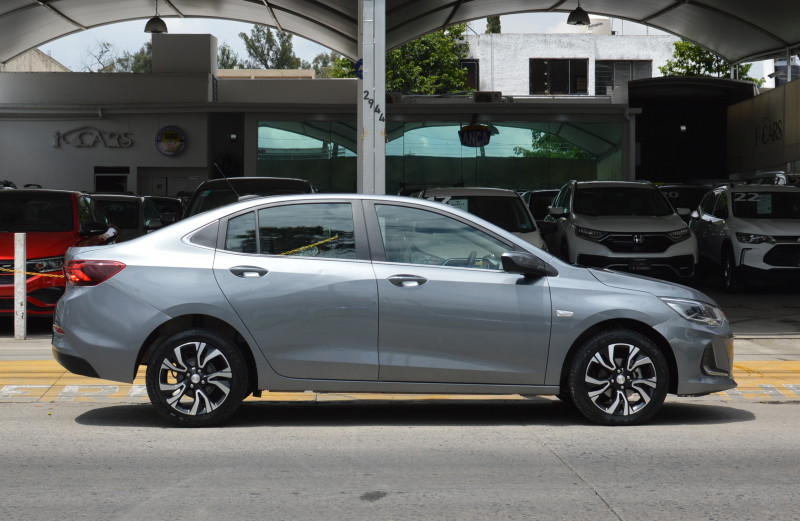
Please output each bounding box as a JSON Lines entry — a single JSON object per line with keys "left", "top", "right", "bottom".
{"left": 14, "top": 233, "right": 27, "bottom": 340}
{"left": 357, "top": 0, "right": 387, "bottom": 195}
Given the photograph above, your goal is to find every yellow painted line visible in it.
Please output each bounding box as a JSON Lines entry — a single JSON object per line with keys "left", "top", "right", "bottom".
{"left": 1, "top": 360, "right": 800, "bottom": 403}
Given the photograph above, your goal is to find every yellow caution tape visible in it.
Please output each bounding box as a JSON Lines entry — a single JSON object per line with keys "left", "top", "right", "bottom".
{"left": 0, "top": 267, "right": 64, "bottom": 278}
{"left": 280, "top": 235, "right": 339, "bottom": 256}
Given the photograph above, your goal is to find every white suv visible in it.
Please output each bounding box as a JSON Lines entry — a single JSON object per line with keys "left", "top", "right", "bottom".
{"left": 690, "top": 184, "right": 800, "bottom": 291}
{"left": 542, "top": 180, "right": 697, "bottom": 280}
{"left": 415, "top": 187, "right": 546, "bottom": 250}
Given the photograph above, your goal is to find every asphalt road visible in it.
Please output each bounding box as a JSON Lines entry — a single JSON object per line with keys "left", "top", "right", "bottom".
{"left": 1, "top": 397, "right": 799, "bottom": 521}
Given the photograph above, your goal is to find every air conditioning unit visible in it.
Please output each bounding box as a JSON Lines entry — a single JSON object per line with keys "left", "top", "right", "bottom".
{"left": 473, "top": 91, "right": 502, "bottom": 102}
{"left": 386, "top": 92, "right": 403, "bottom": 104}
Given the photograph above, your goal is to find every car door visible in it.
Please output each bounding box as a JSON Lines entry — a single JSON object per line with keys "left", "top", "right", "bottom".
{"left": 213, "top": 200, "right": 379, "bottom": 381}
{"left": 692, "top": 190, "right": 719, "bottom": 264}
{"left": 367, "top": 201, "right": 552, "bottom": 385}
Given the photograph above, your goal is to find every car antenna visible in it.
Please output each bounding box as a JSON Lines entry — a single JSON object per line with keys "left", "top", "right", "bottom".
{"left": 213, "top": 162, "right": 242, "bottom": 200}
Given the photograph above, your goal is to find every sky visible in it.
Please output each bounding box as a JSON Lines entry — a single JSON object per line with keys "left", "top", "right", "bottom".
{"left": 38, "top": 13, "right": 665, "bottom": 72}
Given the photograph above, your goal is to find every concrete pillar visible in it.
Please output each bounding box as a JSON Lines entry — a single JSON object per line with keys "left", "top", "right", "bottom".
{"left": 357, "top": 0, "right": 386, "bottom": 194}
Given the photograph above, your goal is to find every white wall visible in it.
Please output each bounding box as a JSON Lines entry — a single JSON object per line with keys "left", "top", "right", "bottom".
{"left": 465, "top": 33, "right": 679, "bottom": 95}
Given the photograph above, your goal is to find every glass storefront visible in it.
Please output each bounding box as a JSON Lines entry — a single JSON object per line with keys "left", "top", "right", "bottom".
{"left": 257, "top": 120, "right": 622, "bottom": 193}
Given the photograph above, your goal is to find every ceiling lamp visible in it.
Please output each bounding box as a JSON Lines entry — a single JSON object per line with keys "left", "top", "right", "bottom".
{"left": 144, "top": 0, "right": 168, "bottom": 33}
{"left": 567, "top": 2, "right": 591, "bottom": 26}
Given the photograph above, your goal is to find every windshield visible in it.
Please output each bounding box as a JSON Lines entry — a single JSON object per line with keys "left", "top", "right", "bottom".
{"left": 732, "top": 191, "right": 800, "bottom": 219}
{"left": 573, "top": 187, "right": 674, "bottom": 217}
{"left": 434, "top": 195, "right": 535, "bottom": 233}
{"left": 0, "top": 192, "right": 74, "bottom": 232}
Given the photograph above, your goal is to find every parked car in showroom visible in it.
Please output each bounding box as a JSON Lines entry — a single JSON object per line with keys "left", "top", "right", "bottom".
{"left": 414, "top": 187, "right": 546, "bottom": 251}
{"left": 53, "top": 193, "right": 735, "bottom": 427}
{"left": 690, "top": 184, "right": 800, "bottom": 291}
{"left": 183, "top": 176, "right": 315, "bottom": 218}
{"left": 522, "top": 188, "right": 560, "bottom": 231}
{"left": 658, "top": 184, "right": 712, "bottom": 223}
{"left": 0, "top": 189, "right": 118, "bottom": 315}
{"left": 92, "top": 194, "right": 166, "bottom": 242}
{"left": 143, "top": 195, "right": 183, "bottom": 225}
{"left": 542, "top": 180, "right": 697, "bottom": 280}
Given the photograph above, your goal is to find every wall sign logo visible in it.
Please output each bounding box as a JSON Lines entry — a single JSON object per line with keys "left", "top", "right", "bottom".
{"left": 756, "top": 117, "right": 783, "bottom": 146}
{"left": 155, "top": 126, "right": 186, "bottom": 156}
{"left": 52, "top": 126, "right": 133, "bottom": 148}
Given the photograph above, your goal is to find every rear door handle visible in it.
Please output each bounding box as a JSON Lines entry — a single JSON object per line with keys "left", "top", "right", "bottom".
{"left": 388, "top": 274, "right": 427, "bottom": 287}
{"left": 230, "top": 266, "right": 269, "bottom": 278}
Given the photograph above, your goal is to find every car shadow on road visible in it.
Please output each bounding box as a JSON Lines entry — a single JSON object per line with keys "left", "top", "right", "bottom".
{"left": 73, "top": 398, "right": 755, "bottom": 428}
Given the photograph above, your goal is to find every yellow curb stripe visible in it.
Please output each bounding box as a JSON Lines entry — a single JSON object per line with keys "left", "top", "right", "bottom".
{"left": 1, "top": 360, "right": 800, "bottom": 403}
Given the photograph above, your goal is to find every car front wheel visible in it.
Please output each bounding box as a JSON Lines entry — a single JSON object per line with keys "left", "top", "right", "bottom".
{"left": 146, "top": 329, "right": 249, "bottom": 427}
{"left": 569, "top": 329, "right": 669, "bottom": 426}
{"left": 722, "top": 247, "right": 742, "bottom": 292}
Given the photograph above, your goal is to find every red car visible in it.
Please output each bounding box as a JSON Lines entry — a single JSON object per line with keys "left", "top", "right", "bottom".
{"left": 0, "top": 189, "right": 119, "bottom": 315}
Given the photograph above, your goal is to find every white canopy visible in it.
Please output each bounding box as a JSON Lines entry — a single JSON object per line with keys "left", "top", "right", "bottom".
{"left": 1, "top": 0, "right": 797, "bottom": 65}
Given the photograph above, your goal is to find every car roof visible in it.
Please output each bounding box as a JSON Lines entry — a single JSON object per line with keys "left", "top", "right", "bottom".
{"left": 91, "top": 193, "right": 144, "bottom": 200}
{"left": 726, "top": 184, "right": 800, "bottom": 192}
{"left": 574, "top": 180, "right": 656, "bottom": 189}
{"left": 197, "top": 177, "right": 312, "bottom": 189}
{"left": 420, "top": 187, "right": 522, "bottom": 197}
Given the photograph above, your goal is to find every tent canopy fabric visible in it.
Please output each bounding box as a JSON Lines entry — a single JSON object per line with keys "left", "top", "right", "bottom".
{"left": 1, "top": 1, "right": 797, "bottom": 66}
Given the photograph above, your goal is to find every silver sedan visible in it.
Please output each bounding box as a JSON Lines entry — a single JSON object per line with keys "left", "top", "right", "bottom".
{"left": 52, "top": 194, "right": 736, "bottom": 427}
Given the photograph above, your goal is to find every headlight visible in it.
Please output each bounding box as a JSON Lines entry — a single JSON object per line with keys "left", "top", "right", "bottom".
{"left": 667, "top": 227, "right": 691, "bottom": 242}
{"left": 661, "top": 297, "right": 727, "bottom": 327}
{"left": 575, "top": 226, "right": 607, "bottom": 242}
{"left": 736, "top": 232, "right": 772, "bottom": 244}
{"left": 28, "top": 256, "right": 65, "bottom": 273}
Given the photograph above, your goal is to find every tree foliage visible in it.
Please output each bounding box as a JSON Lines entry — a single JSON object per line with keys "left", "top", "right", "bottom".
{"left": 311, "top": 51, "right": 343, "bottom": 78}
{"left": 330, "top": 24, "right": 470, "bottom": 95}
{"left": 659, "top": 39, "right": 764, "bottom": 86}
{"left": 81, "top": 41, "right": 118, "bottom": 73}
{"left": 486, "top": 16, "right": 501, "bottom": 34}
{"left": 514, "top": 131, "right": 594, "bottom": 159}
{"left": 239, "top": 25, "right": 304, "bottom": 69}
{"left": 114, "top": 42, "right": 152, "bottom": 73}
{"left": 218, "top": 43, "right": 245, "bottom": 69}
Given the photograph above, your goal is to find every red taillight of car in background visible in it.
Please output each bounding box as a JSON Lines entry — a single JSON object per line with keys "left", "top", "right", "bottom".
{"left": 64, "top": 260, "right": 126, "bottom": 286}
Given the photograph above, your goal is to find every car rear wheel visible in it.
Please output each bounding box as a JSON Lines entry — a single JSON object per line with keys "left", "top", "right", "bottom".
{"left": 569, "top": 329, "right": 668, "bottom": 426}
{"left": 146, "top": 329, "right": 248, "bottom": 427}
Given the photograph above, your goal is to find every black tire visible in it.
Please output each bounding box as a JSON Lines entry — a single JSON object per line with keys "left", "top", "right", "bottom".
{"left": 722, "top": 247, "right": 742, "bottom": 293}
{"left": 568, "top": 329, "right": 669, "bottom": 426}
{"left": 146, "top": 329, "right": 249, "bottom": 427}
{"left": 560, "top": 239, "right": 571, "bottom": 264}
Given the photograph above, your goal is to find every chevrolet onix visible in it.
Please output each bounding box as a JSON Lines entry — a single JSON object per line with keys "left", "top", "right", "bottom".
{"left": 53, "top": 194, "right": 735, "bottom": 427}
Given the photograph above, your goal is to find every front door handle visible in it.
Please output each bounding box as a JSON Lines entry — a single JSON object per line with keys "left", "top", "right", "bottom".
{"left": 230, "top": 266, "right": 269, "bottom": 278}
{"left": 388, "top": 274, "right": 427, "bottom": 287}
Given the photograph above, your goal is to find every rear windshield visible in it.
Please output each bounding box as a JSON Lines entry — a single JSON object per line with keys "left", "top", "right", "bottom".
{"left": 732, "top": 191, "right": 800, "bottom": 219}
{"left": 432, "top": 195, "right": 535, "bottom": 233}
{"left": 0, "top": 192, "right": 74, "bottom": 232}
{"left": 185, "top": 181, "right": 311, "bottom": 217}
{"left": 573, "top": 187, "right": 674, "bottom": 217}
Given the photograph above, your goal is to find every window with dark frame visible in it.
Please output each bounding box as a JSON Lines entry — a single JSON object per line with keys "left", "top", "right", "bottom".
{"left": 460, "top": 59, "right": 480, "bottom": 91}
{"left": 529, "top": 59, "right": 588, "bottom": 95}
{"left": 595, "top": 60, "right": 652, "bottom": 95}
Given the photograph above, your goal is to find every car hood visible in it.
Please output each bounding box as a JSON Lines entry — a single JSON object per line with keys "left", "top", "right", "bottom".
{"left": 730, "top": 218, "right": 800, "bottom": 236}
{"left": 0, "top": 231, "right": 79, "bottom": 260}
{"left": 573, "top": 213, "right": 686, "bottom": 232}
{"left": 512, "top": 230, "right": 546, "bottom": 250}
{"left": 589, "top": 268, "right": 717, "bottom": 304}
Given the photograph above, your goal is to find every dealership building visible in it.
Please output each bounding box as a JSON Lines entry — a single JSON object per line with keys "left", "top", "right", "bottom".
{"left": 0, "top": 27, "right": 799, "bottom": 196}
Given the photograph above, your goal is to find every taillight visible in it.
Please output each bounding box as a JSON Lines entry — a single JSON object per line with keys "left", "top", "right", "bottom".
{"left": 64, "top": 260, "right": 126, "bottom": 286}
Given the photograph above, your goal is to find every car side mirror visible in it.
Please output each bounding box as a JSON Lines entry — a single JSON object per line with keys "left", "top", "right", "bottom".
{"left": 80, "top": 221, "right": 109, "bottom": 237}
{"left": 501, "top": 251, "right": 549, "bottom": 279}
{"left": 548, "top": 206, "right": 567, "bottom": 218}
{"left": 676, "top": 207, "right": 690, "bottom": 217}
